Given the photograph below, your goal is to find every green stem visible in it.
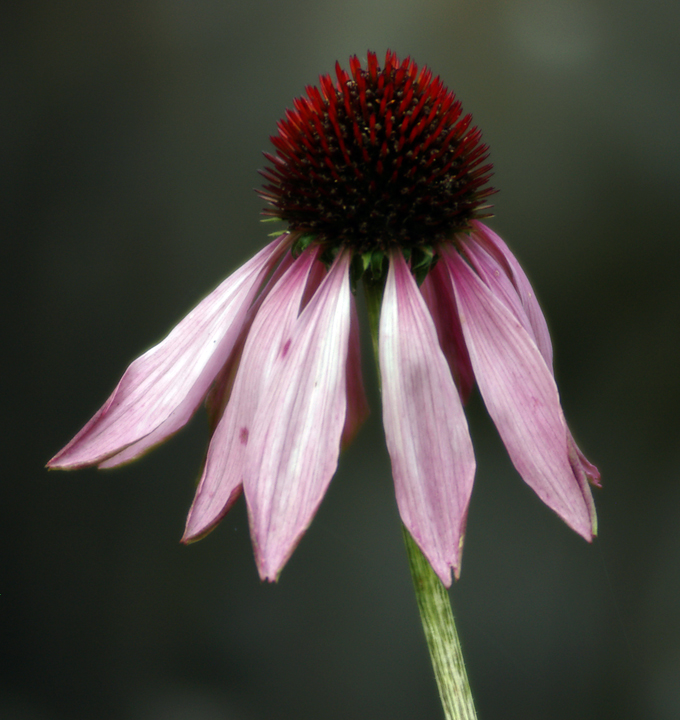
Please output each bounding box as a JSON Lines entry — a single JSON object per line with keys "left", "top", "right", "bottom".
{"left": 363, "top": 275, "right": 383, "bottom": 387}
{"left": 363, "top": 275, "right": 478, "bottom": 720}
{"left": 402, "top": 528, "right": 477, "bottom": 720}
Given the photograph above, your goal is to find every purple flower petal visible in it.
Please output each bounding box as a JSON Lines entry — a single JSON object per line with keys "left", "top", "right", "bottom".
{"left": 420, "top": 260, "right": 475, "bottom": 403}
{"left": 444, "top": 248, "right": 595, "bottom": 540}
{"left": 570, "top": 438, "right": 601, "bottom": 487}
{"left": 465, "top": 225, "right": 601, "bottom": 489}
{"left": 380, "top": 251, "right": 476, "bottom": 586}
{"left": 470, "top": 221, "right": 553, "bottom": 369}
{"left": 245, "top": 251, "right": 353, "bottom": 581}
{"left": 568, "top": 436, "right": 599, "bottom": 534}
{"left": 202, "top": 250, "right": 297, "bottom": 435}
{"left": 460, "top": 233, "right": 535, "bottom": 340}
{"left": 48, "top": 235, "right": 290, "bottom": 470}
{"left": 182, "top": 247, "right": 321, "bottom": 542}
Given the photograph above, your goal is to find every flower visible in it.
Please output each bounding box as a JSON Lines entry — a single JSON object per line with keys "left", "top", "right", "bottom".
{"left": 49, "top": 51, "right": 599, "bottom": 586}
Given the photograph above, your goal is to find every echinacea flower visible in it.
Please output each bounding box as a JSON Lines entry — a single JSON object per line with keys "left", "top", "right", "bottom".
{"left": 49, "top": 50, "right": 599, "bottom": 586}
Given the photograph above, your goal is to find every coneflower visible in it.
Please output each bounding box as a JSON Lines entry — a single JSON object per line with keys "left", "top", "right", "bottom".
{"left": 49, "top": 50, "right": 599, "bottom": 588}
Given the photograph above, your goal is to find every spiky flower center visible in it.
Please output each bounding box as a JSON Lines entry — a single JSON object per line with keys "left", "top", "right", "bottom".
{"left": 259, "top": 51, "right": 495, "bottom": 255}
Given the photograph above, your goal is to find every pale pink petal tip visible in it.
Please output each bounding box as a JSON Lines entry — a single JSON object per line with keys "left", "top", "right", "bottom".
{"left": 47, "top": 235, "right": 289, "bottom": 471}
{"left": 570, "top": 434, "right": 601, "bottom": 488}
{"left": 568, "top": 435, "right": 599, "bottom": 537}
{"left": 380, "top": 251, "right": 475, "bottom": 587}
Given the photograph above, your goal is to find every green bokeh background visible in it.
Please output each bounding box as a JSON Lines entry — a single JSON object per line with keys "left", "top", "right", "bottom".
{"left": 3, "top": 1, "right": 679, "bottom": 718}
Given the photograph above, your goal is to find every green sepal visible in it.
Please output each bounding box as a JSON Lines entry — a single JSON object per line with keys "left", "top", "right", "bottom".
{"left": 291, "top": 233, "right": 317, "bottom": 258}
{"left": 319, "top": 244, "right": 340, "bottom": 268}
{"left": 261, "top": 217, "right": 285, "bottom": 236}
{"left": 370, "top": 249, "right": 387, "bottom": 280}
{"left": 350, "top": 248, "right": 389, "bottom": 289}
{"left": 350, "top": 253, "right": 366, "bottom": 293}
{"left": 410, "top": 245, "right": 437, "bottom": 286}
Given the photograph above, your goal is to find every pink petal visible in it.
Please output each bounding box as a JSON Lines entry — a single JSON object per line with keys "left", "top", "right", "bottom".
{"left": 465, "top": 224, "right": 601, "bottom": 488}
{"left": 48, "top": 234, "right": 289, "bottom": 470}
{"left": 203, "top": 250, "right": 297, "bottom": 434}
{"left": 300, "top": 252, "right": 329, "bottom": 309}
{"left": 469, "top": 221, "right": 553, "bottom": 369}
{"left": 380, "top": 251, "right": 476, "bottom": 586}
{"left": 419, "top": 260, "right": 475, "bottom": 403}
{"left": 182, "top": 247, "right": 320, "bottom": 542}
{"left": 444, "top": 248, "right": 595, "bottom": 540}
{"left": 245, "top": 251, "right": 353, "bottom": 581}
{"left": 341, "top": 293, "right": 370, "bottom": 449}
{"left": 570, "top": 438, "right": 601, "bottom": 487}
{"left": 460, "top": 234, "right": 535, "bottom": 341}
{"left": 568, "top": 437, "right": 598, "bottom": 534}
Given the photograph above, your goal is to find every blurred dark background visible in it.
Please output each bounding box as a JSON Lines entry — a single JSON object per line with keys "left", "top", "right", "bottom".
{"left": 3, "top": 1, "right": 680, "bottom": 718}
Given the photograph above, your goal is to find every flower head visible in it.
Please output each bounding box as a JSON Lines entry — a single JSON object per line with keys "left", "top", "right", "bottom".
{"left": 49, "top": 51, "right": 599, "bottom": 586}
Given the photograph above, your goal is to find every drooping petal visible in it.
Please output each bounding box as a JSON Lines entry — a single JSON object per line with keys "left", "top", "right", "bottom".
{"left": 470, "top": 221, "right": 553, "bottom": 369}
{"left": 444, "top": 248, "right": 595, "bottom": 540}
{"left": 245, "top": 251, "right": 352, "bottom": 581}
{"left": 465, "top": 225, "right": 601, "bottom": 488}
{"left": 420, "top": 260, "right": 475, "bottom": 403}
{"left": 100, "top": 252, "right": 292, "bottom": 467}
{"left": 341, "top": 293, "right": 370, "bottom": 449}
{"left": 182, "top": 247, "right": 320, "bottom": 542}
{"left": 203, "top": 250, "right": 296, "bottom": 434}
{"left": 300, "top": 252, "right": 329, "bottom": 310}
{"left": 380, "top": 251, "right": 476, "bottom": 586}
{"left": 460, "top": 234, "right": 535, "bottom": 340}
{"left": 48, "top": 235, "right": 291, "bottom": 470}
